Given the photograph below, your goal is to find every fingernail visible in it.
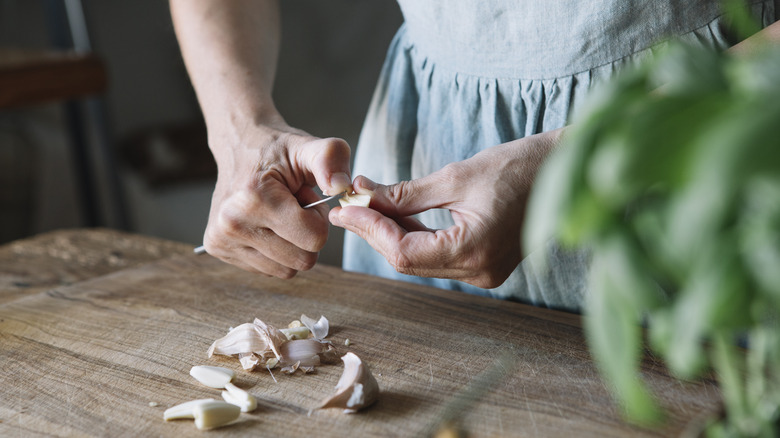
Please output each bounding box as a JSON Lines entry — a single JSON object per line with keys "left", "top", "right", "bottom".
{"left": 355, "top": 176, "right": 377, "bottom": 193}
{"left": 329, "top": 172, "right": 352, "bottom": 195}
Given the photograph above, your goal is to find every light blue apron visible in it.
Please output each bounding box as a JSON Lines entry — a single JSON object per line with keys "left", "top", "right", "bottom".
{"left": 343, "top": 0, "right": 777, "bottom": 312}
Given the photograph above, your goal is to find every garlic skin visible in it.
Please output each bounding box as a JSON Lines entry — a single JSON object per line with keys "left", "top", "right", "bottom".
{"left": 338, "top": 193, "right": 371, "bottom": 208}
{"left": 163, "top": 398, "right": 217, "bottom": 421}
{"left": 189, "top": 365, "right": 235, "bottom": 389}
{"left": 221, "top": 382, "right": 257, "bottom": 413}
{"left": 208, "top": 320, "right": 288, "bottom": 370}
{"left": 318, "top": 352, "right": 379, "bottom": 413}
{"left": 300, "top": 314, "right": 329, "bottom": 340}
{"left": 192, "top": 400, "right": 241, "bottom": 430}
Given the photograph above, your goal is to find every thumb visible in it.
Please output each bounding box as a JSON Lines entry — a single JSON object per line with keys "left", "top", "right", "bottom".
{"left": 298, "top": 137, "right": 353, "bottom": 196}
{"left": 352, "top": 173, "right": 450, "bottom": 217}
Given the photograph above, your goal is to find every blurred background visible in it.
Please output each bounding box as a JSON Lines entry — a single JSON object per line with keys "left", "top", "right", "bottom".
{"left": 0, "top": 0, "right": 403, "bottom": 266}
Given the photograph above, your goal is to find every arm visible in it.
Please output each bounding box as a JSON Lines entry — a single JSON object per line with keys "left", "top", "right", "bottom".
{"left": 170, "top": 0, "right": 352, "bottom": 278}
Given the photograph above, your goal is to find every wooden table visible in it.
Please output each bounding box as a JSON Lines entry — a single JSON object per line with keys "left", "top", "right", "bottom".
{"left": 0, "top": 229, "right": 720, "bottom": 437}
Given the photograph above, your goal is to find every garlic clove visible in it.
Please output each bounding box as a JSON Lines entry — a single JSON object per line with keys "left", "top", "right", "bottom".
{"left": 221, "top": 382, "right": 257, "bottom": 413}
{"left": 189, "top": 365, "right": 235, "bottom": 389}
{"left": 300, "top": 314, "right": 329, "bottom": 340}
{"left": 163, "top": 398, "right": 217, "bottom": 421}
{"left": 318, "top": 352, "right": 379, "bottom": 413}
{"left": 192, "top": 400, "right": 241, "bottom": 430}
{"left": 280, "top": 326, "right": 311, "bottom": 340}
{"left": 338, "top": 192, "right": 372, "bottom": 208}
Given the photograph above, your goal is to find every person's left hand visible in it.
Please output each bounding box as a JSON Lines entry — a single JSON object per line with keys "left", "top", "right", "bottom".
{"left": 329, "top": 132, "right": 559, "bottom": 288}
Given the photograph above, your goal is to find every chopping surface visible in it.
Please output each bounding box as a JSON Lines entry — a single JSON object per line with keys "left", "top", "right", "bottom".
{"left": 0, "top": 230, "right": 720, "bottom": 437}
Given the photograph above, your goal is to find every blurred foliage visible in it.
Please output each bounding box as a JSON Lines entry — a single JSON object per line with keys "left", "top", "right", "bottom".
{"left": 524, "top": 19, "right": 780, "bottom": 438}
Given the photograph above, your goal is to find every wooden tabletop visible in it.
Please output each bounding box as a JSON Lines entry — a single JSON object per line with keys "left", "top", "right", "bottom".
{"left": 0, "top": 229, "right": 719, "bottom": 437}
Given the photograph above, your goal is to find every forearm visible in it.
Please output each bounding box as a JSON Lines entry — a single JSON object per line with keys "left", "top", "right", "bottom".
{"left": 170, "top": 0, "right": 282, "bottom": 136}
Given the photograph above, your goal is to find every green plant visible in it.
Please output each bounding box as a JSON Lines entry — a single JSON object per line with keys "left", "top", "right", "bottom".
{"left": 524, "top": 31, "right": 780, "bottom": 438}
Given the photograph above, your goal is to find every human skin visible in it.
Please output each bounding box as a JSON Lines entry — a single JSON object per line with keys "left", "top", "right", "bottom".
{"left": 172, "top": 0, "right": 779, "bottom": 285}
{"left": 329, "top": 20, "right": 780, "bottom": 289}
{"left": 170, "top": 0, "right": 352, "bottom": 278}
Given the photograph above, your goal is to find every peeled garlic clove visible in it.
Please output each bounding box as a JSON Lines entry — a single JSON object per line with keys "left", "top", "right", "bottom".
{"left": 280, "top": 326, "right": 310, "bottom": 340}
{"left": 163, "top": 398, "right": 217, "bottom": 421}
{"left": 338, "top": 192, "right": 371, "bottom": 208}
{"left": 319, "top": 352, "right": 379, "bottom": 413}
{"left": 190, "top": 365, "right": 235, "bottom": 389}
{"left": 221, "top": 382, "right": 257, "bottom": 413}
{"left": 192, "top": 400, "right": 241, "bottom": 430}
{"left": 300, "top": 314, "right": 329, "bottom": 340}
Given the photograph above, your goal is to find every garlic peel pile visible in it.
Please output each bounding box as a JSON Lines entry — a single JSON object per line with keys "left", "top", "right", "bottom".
{"left": 189, "top": 365, "right": 235, "bottom": 389}
{"left": 318, "top": 352, "right": 379, "bottom": 413}
{"left": 207, "top": 319, "right": 288, "bottom": 370}
{"left": 208, "top": 316, "right": 336, "bottom": 373}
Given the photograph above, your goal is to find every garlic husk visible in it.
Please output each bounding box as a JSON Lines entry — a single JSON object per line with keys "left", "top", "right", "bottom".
{"left": 318, "top": 352, "right": 379, "bottom": 413}
{"left": 192, "top": 400, "right": 241, "bottom": 430}
{"left": 300, "top": 314, "right": 329, "bottom": 340}
{"left": 338, "top": 192, "right": 372, "bottom": 208}
{"left": 163, "top": 398, "right": 217, "bottom": 421}
{"left": 279, "top": 339, "right": 324, "bottom": 368}
{"left": 221, "top": 382, "right": 257, "bottom": 413}
{"left": 189, "top": 365, "right": 235, "bottom": 389}
{"left": 207, "top": 320, "right": 288, "bottom": 369}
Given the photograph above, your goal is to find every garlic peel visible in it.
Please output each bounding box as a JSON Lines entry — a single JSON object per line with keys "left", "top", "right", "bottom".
{"left": 189, "top": 365, "right": 235, "bottom": 389}
{"left": 300, "top": 314, "right": 329, "bottom": 340}
{"left": 318, "top": 352, "right": 379, "bottom": 413}
{"left": 192, "top": 400, "right": 241, "bottom": 430}
{"left": 163, "top": 398, "right": 217, "bottom": 421}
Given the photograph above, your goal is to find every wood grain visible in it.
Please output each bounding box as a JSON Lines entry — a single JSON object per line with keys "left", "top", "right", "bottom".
{"left": 0, "top": 228, "right": 192, "bottom": 304}
{"left": 0, "top": 245, "right": 720, "bottom": 437}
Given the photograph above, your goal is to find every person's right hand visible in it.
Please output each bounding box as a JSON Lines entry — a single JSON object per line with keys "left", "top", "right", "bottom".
{"left": 202, "top": 119, "right": 352, "bottom": 278}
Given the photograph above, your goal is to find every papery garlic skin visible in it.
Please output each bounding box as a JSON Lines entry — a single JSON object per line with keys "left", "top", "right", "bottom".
{"left": 163, "top": 398, "right": 217, "bottom": 421}
{"left": 318, "top": 352, "right": 379, "bottom": 413}
{"left": 190, "top": 365, "right": 235, "bottom": 389}
{"left": 192, "top": 401, "right": 241, "bottom": 430}
{"left": 300, "top": 314, "right": 329, "bottom": 340}
{"left": 221, "top": 382, "right": 257, "bottom": 413}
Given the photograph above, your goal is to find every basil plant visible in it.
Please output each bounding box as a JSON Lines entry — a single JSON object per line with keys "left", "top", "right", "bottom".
{"left": 525, "top": 37, "right": 780, "bottom": 436}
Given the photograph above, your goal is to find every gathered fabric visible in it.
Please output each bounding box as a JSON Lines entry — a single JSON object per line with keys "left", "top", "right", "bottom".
{"left": 343, "top": 0, "right": 777, "bottom": 312}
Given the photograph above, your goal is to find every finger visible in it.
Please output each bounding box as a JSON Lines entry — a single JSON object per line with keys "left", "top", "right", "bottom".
{"left": 336, "top": 206, "right": 467, "bottom": 275}
{"left": 227, "top": 246, "right": 299, "bottom": 279}
{"left": 330, "top": 205, "right": 431, "bottom": 232}
{"left": 295, "top": 137, "right": 353, "bottom": 196}
{"left": 352, "top": 173, "right": 453, "bottom": 218}
{"left": 249, "top": 178, "right": 331, "bottom": 252}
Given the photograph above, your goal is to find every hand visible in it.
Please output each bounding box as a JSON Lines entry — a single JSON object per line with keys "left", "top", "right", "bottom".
{"left": 203, "top": 119, "right": 352, "bottom": 278}
{"left": 329, "top": 133, "right": 557, "bottom": 288}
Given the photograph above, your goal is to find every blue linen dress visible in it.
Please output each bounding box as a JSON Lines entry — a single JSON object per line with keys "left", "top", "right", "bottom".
{"left": 343, "top": 0, "right": 778, "bottom": 312}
